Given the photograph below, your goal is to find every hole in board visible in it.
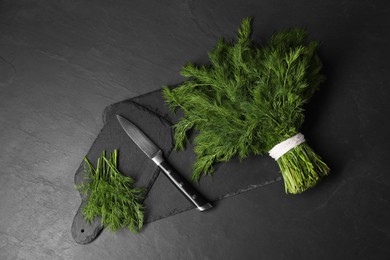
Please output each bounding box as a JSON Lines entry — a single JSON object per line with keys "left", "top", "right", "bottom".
{"left": 81, "top": 229, "right": 84, "bottom": 233}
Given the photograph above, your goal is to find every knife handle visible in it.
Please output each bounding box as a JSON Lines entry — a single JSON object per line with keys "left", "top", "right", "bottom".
{"left": 158, "top": 160, "right": 213, "bottom": 211}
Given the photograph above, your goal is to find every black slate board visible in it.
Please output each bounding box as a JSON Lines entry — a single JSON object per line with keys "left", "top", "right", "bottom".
{"left": 72, "top": 89, "right": 283, "bottom": 244}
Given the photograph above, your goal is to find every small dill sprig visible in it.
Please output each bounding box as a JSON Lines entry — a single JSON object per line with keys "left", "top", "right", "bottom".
{"left": 76, "top": 150, "right": 145, "bottom": 233}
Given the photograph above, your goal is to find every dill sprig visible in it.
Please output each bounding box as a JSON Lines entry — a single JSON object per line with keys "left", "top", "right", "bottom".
{"left": 77, "top": 150, "right": 145, "bottom": 233}
{"left": 163, "top": 18, "right": 329, "bottom": 194}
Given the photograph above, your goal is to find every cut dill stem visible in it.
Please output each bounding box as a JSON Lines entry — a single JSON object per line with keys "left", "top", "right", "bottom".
{"left": 76, "top": 150, "right": 145, "bottom": 233}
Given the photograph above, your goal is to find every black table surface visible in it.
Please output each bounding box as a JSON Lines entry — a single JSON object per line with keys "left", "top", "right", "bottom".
{"left": 1, "top": 0, "right": 389, "bottom": 259}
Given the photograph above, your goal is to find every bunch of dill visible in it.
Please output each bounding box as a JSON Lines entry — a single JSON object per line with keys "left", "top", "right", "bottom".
{"left": 163, "top": 18, "right": 329, "bottom": 194}
{"left": 77, "top": 150, "right": 145, "bottom": 233}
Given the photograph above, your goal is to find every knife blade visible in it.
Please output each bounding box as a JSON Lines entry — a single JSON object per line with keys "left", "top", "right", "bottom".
{"left": 116, "top": 115, "right": 212, "bottom": 211}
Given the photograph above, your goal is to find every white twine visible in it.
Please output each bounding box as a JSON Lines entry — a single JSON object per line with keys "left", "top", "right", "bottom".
{"left": 268, "top": 133, "right": 305, "bottom": 160}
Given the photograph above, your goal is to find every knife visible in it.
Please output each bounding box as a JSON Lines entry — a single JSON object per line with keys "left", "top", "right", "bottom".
{"left": 116, "top": 115, "right": 213, "bottom": 211}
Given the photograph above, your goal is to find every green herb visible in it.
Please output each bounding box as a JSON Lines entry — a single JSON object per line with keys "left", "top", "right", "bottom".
{"left": 77, "top": 150, "right": 145, "bottom": 233}
{"left": 163, "top": 18, "right": 329, "bottom": 194}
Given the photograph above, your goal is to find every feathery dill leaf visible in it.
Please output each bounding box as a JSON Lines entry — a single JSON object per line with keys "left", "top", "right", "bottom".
{"left": 163, "top": 18, "right": 329, "bottom": 193}
{"left": 76, "top": 150, "right": 145, "bottom": 233}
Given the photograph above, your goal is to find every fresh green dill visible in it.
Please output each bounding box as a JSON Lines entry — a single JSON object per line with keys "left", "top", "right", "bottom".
{"left": 163, "top": 18, "right": 329, "bottom": 194}
{"left": 77, "top": 150, "right": 145, "bottom": 233}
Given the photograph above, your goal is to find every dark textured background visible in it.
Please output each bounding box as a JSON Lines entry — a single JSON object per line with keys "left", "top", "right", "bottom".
{"left": 1, "top": 0, "right": 389, "bottom": 259}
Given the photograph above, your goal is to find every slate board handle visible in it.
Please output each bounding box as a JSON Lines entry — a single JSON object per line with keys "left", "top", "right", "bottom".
{"left": 71, "top": 201, "right": 103, "bottom": 244}
{"left": 158, "top": 160, "right": 213, "bottom": 211}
